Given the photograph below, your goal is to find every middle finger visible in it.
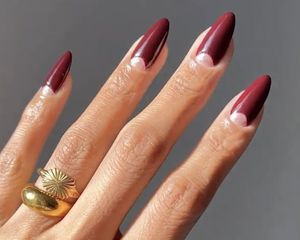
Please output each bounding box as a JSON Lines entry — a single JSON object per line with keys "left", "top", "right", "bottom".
{"left": 59, "top": 12, "right": 235, "bottom": 239}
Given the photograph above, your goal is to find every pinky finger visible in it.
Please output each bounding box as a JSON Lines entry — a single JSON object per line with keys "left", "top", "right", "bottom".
{"left": 124, "top": 75, "right": 271, "bottom": 239}
{"left": 0, "top": 52, "right": 72, "bottom": 224}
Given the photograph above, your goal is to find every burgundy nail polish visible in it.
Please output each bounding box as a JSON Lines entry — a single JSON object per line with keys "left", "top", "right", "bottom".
{"left": 196, "top": 12, "right": 235, "bottom": 66}
{"left": 131, "top": 18, "right": 169, "bottom": 69}
{"left": 230, "top": 75, "right": 271, "bottom": 126}
{"left": 43, "top": 51, "right": 72, "bottom": 93}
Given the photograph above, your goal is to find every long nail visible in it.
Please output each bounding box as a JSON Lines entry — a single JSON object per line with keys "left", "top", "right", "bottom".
{"left": 196, "top": 12, "right": 235, "bottom": 66}
{"left": 42, "top": 51, "right": 72, "bottom": 94}
{"left": 230, "top": 75, "right": 271, "bottom": 126}
{"left": 131, "top": 18, "right": 169, "bottom": 70}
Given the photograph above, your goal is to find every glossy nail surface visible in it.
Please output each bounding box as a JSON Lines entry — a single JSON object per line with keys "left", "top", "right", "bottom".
{"left": 196, "top": 12, "right": 235, "bottom": 66}
{"left": 131, "top": 18, "right": 169, "bottom": 69}
{"left": 230, "top": 75, "right": 271, "bottom": 126}
{"left": 43, "top": 51, "right": 72, "bottom": 93}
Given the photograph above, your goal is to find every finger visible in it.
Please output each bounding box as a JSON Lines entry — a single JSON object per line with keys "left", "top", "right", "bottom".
{"left": 61, "top": 12, "right": 235, "bottom": 239}
{"left": 7, "top": 18, "right": 169, "bottom": 236}
{"left": 0, "top": 52, "right": 72, "bottom": 224}
{"left": 125, "top": 75, "right": 271, "bottom": 239}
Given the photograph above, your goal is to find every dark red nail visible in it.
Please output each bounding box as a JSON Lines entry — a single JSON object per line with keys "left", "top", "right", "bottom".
{"left": 230, "top": 75, "right": 271, "bottom": 126}
{"left": 131, "top": 18, "right": 169, "bottom": 69}
{"left": 43, "top": 51, "right": 72, "bottom": 93}
{"left": 196, "top": 12, "right": 235, "bottom": 66}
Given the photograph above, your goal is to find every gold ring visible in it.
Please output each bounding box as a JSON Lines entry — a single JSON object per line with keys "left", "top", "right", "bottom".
{"left": 21, "top": 168, "right": 79, "bottom": 217}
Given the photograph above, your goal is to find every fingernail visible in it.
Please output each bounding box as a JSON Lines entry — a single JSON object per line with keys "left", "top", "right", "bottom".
{"left": 131, "top": 18, "right": 169, "bottom": 70}
{"left": 196, "top": 12, "right": 235, "bottom": 67}
{"left": 42, "top": 51, "right": 72, "bottom": 95}
{"left": 230, "top": 75, "right": 271, "bottom": 126}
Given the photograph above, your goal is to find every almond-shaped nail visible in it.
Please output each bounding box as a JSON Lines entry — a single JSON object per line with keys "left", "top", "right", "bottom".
{"left": 230, "top": 75, "right": 271, "bottom": 126}
{"left": 196, "top": 12, "right": 235, "bottom": 67}
{"left": 131, "top": 18, "right": 169, "bottom": 70}
{"left": 42, "top": 51, "right": 72, "bottom": 95}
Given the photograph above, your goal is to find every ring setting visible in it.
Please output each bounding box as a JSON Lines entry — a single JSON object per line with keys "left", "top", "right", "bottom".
{"left": 21, "top": 168, "right": 79, "bottom": 217}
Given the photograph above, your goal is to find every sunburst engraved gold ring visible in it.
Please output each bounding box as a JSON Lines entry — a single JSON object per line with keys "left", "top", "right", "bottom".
{"left": 21, "top": 168, "right": 79, "bottom": 217}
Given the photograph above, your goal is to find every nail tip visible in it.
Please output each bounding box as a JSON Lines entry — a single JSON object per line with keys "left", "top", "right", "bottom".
{"left": 224, "top": 11, "right": 236, "bottom": 33}
{"left": 158, "top": 17, "right": 170, "bottom": 26}
{"left": 259, "top": 75, "right": 272, "bottom": 102}
{"left": 63, "top": 51, "right": 73, "bottom": 64}
{"left": 257, "top": 74, "right": 272, "bottom": 92}
{"left": 224, "top": 11, "right": 235, "bottom": 21}
{"left": 155, "top": 18, "right": 170, "bottom": 34}
{"left": 262, "top": 74, "right": 272, "bottom": 83}
{"left": 64, "top": 50, "right": 72, "bottom": 56}
{"left": 218, "top": 11, "right": 235, "bottom": 27}
{"left": 220, "top": 11, "right": 236, "bottom": 37}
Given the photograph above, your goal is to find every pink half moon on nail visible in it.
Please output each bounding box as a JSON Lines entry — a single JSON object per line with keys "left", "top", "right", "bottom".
{"left": 41, "top": 85, "right": 54, "bottom": 97}
{"left": 130, "top": 56, "right": 146, "bottom": 70}
{"left": 195, "top": 52, "right": 214, "bottom": 67}
{"left": 229, "top": 112, "right": 247, "bottom": 127}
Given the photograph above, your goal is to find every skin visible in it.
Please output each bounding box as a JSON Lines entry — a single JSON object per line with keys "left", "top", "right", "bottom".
{"left": 0, "top": 28, "right": 262, "bottom": 239}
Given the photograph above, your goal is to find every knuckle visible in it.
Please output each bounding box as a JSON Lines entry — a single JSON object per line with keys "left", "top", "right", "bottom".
{"left": 113, "top": 121, "right": 166, "bottom": 174}
{"left": 159, "top": 175, "right": 211, "bottom": 218}
{"left": 102, "top": 64, "right": 137, "bottom": 101}
{"left": 52, "top": 127, "right": 96, "bottom": 173}
{"left": 0, "top": 147, "right": 22, "bottom": 179}
{"left": 167, "top": 66, "right": 217, "bottom": 104}
{"left": 206, "top": 130, "right": 235, "bottom": 159}
{"left": 158, "top": 177, "right": 191, "bottom": 211}
{"left": 170, "top": 74, "right": 200, "bottom": 96}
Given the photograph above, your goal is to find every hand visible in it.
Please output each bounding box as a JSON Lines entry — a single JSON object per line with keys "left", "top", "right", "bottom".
{"left": 0, "top": 12, "right": 271, "bottom": 239}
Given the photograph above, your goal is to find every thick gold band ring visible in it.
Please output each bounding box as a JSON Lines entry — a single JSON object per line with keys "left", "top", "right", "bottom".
{"left": 21, "top": 168, "right": 79, "bottom": 217}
